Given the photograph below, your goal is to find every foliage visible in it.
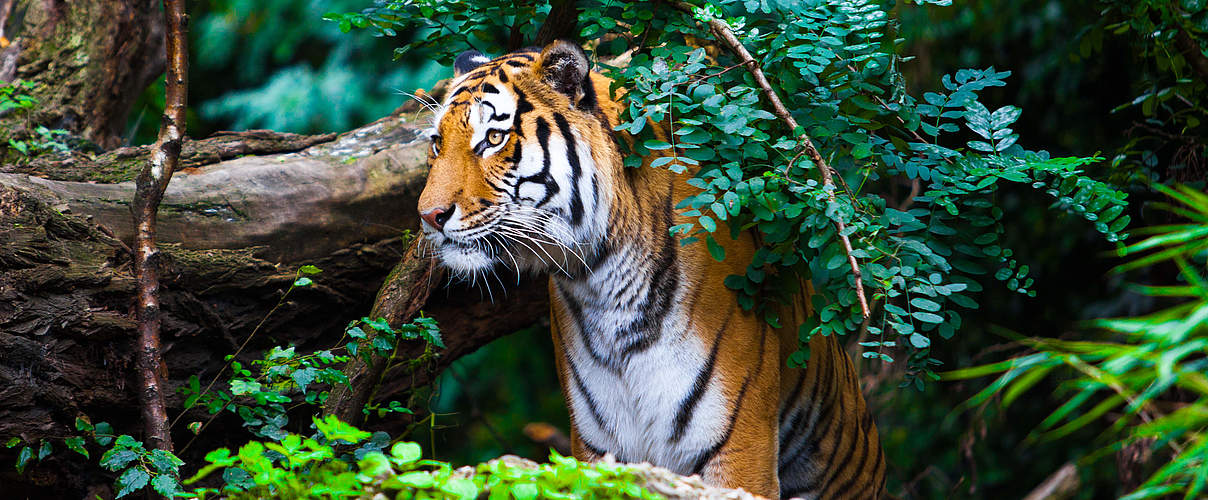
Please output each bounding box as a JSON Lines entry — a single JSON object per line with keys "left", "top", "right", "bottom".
{"left": 944, "top": 184, "right": 1208, "bottom": 499}
{"left": 0, "top": 80, "right": 72, "bottom": 157}
{"left": 4, "top": 265, "right": 455, "bottom": 498}
{"left": 1085, "top": 1, "right": 1208, "bottom": 177}
{"left": 7, "top": 416, "right": 184, "bottom": 498}
{"left": 328, "top": 0, "right": 1130, "bottom": 386}
{"left": 98, "top": 434, "right": 187, "bottom": 497}
{"left": 124, "top": 0, "right": 445, "bottom": 143}
{"left": 183, "top": 415, "right": 661, "bottom": 500}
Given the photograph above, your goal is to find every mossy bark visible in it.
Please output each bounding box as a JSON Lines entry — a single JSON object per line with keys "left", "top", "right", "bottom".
{"left": 0, "top": 0, "right": 164, "bottom": 151}
{"left": 0, "top": 111, "right": 549, "bottom": 498}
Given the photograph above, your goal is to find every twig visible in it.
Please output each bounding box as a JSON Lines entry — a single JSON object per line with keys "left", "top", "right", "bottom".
{"left": 670, "top": 1, "right": 870, "bottom": 319}
{"left": 169, "top": 278, "right": 297, "bottom": 431}
{"left": 684, "top": 62, "right": 745, "bottom": 86}
{"left": 1021, "top": 463, "right": 1079, "bottom": 500}
{"left": 130, "top": 0, "right": 187, "bottom": 460}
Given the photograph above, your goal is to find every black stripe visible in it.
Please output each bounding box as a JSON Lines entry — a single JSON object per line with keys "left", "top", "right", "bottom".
{"left": 580, "top": 437, "right": 608, "bottom": 458}
{"left": 615, "top": 222, "right": 677, "bottom": 354}
{"left": 514, "top": 88, "right": 534, "bottom": 133}
{"left": 781, "top": 351, "right": 834, "bottom": 480}
{"left": 559, "top": 286, "right": 620, "bottom": 373}
{"left": 497, "top": 70, "right": 509, "bottom": 83}
{"left": 485, "top": 177, "right": 511, "bottom": 196}
{"left": 481, "top": 101, "right": 512, "bottom": 123}
{"left": 584, "top": 240, "right": 613, "bottom": 270}
{"left": 779, "top": 367, "right": 808, "bottom": 422}
{"left": 591, "top": 174, "right": 599, "bottom": 215}
{"left": 565, "top": 354, "right": 612, "bottom": 443}
{"left": 825, "top": 412, "right": 873, "bottom": 499}
{"left": 689, "top": 323, "right": 769, "bottom": 475}
{"left": 812, "top": 376, "right": 850, "bottom": 494}
{"left": 578, "top": 71, "right": 599, "bottom": 111}
{"left": 481, "top": 83, "right": 499, "bottom": 94}
{"left": 523, "top": 117, "right": 559, "bottom": 207}
{"left": 552, "top": 113, "right": 585, "bottom": 226}
{"left": 670, "top": 308, "right": 732, "bottom": 443}
{"left": 506, "top": 60, "right": 528, "bottom": 68}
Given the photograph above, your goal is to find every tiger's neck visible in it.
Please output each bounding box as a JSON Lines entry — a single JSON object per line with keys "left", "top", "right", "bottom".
{"left": 552, "top": 162, "right": 683, "bottom": 370}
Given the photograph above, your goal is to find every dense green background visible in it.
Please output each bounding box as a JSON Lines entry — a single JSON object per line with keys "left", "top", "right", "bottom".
{"left": 135, "top": 1, "right": 1204, "bottom": 498}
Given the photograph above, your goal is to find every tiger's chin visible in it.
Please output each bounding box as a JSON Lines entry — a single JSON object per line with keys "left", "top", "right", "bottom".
{"left": 431, "top": 243, "right": 497, "bottom": 277}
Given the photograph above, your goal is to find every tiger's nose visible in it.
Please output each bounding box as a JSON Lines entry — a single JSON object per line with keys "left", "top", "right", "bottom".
{"left": 420, "top": 205, "right": 455, "bottom": 232}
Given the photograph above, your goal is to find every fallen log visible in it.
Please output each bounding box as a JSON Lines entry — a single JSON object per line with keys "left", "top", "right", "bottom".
{"left": 0, "top": 108, "right": 548, "bottom": 496}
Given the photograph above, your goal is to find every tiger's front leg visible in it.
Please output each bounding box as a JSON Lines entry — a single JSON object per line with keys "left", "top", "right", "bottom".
{"left": 694, "top": 326, "right": 784, "bottom": 499}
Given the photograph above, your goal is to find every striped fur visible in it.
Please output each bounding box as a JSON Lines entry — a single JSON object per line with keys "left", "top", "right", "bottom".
{"left": 416, "top": 42, "right": 885, "bottom": 499}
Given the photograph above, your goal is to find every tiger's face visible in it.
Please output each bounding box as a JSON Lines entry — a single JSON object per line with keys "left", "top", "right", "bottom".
{"left": 417, "top": 42, "right": 619, "bottom": 280}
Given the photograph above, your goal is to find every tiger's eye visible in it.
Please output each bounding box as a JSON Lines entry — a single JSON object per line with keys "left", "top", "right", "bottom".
{"left": 431, "top": 136, "right": 441, "bottom": 156}
{"left": 487, "top": 129, "right": 505, "bottom": 146}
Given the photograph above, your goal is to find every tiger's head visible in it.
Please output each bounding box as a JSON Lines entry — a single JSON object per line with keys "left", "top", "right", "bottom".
{"left": 417, "top": 42, "right": 622, "bottom": 280}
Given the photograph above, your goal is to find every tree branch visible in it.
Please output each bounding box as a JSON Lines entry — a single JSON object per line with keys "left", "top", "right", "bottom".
{"left": 323, "top": 237, "right": 443, "bottom": 424}
{"left": 669, "top": 1, "right": 870, "bottom": 319}
{"left": 130, "top": 0, "right": 188, "bottom": 455}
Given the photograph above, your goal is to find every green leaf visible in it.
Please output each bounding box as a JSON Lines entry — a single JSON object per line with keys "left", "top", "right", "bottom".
{"left": 441, "top": 477, "right": 479, "bottom": 499}
{"left": 74, "top": 417, "right": 94, "bottom": 433}
{"left": 395, "top": 471, "right": 434, "bottom": 488}
{"left": 16, "top": 446, "right": 32, "bottom": 473}
{"left": 910, "top": 298, "right": 941, "bottom": 312}
{"left": 390, "top": 442, "right": 422, "bottom": 464}
{"left": 644, "top": 139, "right": 672, "bottom": 150}
{"left": 150, "top": 474, "right": 182, "bottom": 497}
{"left": 230, "top": 379, "right": 261, "bottom": 395}
{"left": 706, "top": 235, "right": 726, "bottom": 262}
{"left": 912, "top": 312, "right": 944, "bottom": 324}
{"left": 37, "top": 440, "right": 51, "bottom": 460}
{"left": 65, "top": 437, "right": 88, "bottom": 458}
{"left": 910, "top": 333, "right": 931, "bottom": 348}
{"left": 511, "top": 483, "right": 539, "bottom": 500}
{"left": 291, "top": 367, "right": 318, "bottom": 394}
{"left": 115, "top": 467, "right": 151, "bottom": 498}
{"left": 5, "top": 437, "right": 20, "bottom": 448}
{"left": 100, "top": 449, "right": 140, "bottom": 470}
{"left": 298, "top": 265, "right": 323, "bottom": 275}
{"left": 148, "top": 449, "right": 183, "bottom": 474}
{"left": 293, "top": 277, "right": 313, "bottom": 287}
{"left": 94, "top": 422, "right": 114, "bottom": 446}
{"left": 359, "top": 452, "right": 393, "bottom": 477}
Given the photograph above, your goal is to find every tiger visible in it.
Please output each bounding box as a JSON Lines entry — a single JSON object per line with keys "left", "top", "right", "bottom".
{"left": 416, "top": 41, "right": 886, "bottom": 499}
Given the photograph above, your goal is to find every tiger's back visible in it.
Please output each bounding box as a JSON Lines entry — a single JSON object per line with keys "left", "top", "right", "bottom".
{"left": 417, "top": 42, "right": 885, "bottom": 499}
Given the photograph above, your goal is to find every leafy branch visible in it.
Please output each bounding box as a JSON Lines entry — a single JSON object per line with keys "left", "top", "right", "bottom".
{"left": 669, "top": 0, "right": 871, "bottom": 320}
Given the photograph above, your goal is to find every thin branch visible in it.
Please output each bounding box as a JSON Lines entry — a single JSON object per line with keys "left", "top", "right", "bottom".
{"left": 670, "top": 1, "right": 870, "bottom": 319}
{"left": 131, "top": 0, "right": 188, "bottom": 455}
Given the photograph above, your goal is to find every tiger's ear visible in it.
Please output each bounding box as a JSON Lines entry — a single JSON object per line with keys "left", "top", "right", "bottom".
{"left": 454, "top": 50, "right": 490, "bottom": 77}
{"left": 537, "top": 41, "right": 592, "bottom": 108}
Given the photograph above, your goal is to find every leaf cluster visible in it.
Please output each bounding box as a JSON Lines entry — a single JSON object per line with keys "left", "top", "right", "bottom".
{"left": 588, "top": 0, "right": 1130, "bottom": 385}
{"left": 0, "top": 80, "right": 73, "bottom": 157}
{"left": 184, "top": 415, "right": 661, "bottom": 500}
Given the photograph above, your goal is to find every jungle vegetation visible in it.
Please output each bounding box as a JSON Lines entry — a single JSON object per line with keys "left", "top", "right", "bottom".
{"left": 0, "top": 0, "right": 1205, "bottom": 499}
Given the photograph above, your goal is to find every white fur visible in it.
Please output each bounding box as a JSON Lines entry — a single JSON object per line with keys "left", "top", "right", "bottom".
{"left": 555, "top": 251, "right": 729, "bottom": 474}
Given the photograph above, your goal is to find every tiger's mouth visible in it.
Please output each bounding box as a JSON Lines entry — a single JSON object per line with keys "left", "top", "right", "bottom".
{"left": 422, "top": 205, "right": 590, "bottom": 280}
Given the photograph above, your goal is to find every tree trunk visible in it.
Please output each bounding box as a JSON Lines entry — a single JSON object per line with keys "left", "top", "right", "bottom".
{"left": 0, "top": 110, "right": 548, "bottom": 497}
{"left": 0, "top": 0, "right": 165, "bottom": 150}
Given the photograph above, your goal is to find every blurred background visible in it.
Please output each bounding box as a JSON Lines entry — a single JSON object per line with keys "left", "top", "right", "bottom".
{"left": 131, "top": 1, "right": 1202, "bottom": 498}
